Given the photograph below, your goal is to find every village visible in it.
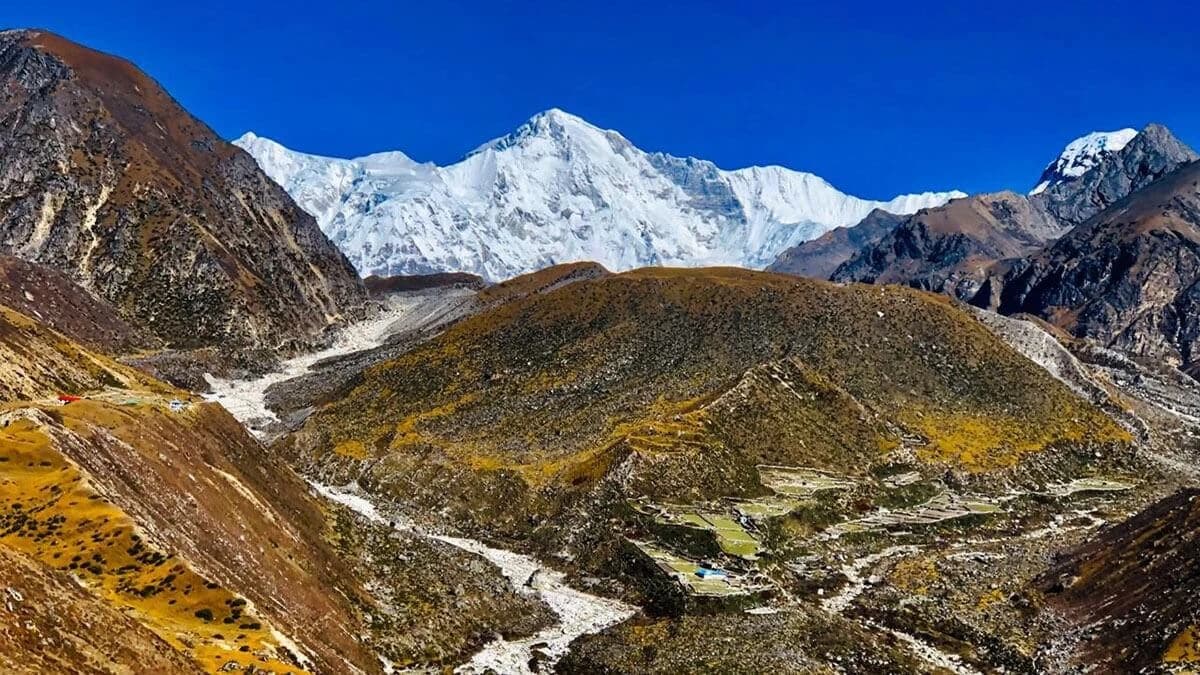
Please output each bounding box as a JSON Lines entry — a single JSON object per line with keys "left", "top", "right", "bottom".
{"left": 622, "top": 462, "right": 1139, "bottom": 616}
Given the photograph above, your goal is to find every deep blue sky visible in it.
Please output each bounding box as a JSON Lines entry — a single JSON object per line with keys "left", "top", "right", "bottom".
{"left": 7, "top": 1, "right": 1199, "bottom": 198}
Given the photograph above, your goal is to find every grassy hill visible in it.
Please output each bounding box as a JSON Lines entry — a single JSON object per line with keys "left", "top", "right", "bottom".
{"left": 279, "top": 267, "right": 1130, "bottom": 570}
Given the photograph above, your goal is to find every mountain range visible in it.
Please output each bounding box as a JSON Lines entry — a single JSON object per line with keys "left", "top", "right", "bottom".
{"left": 235, "top": 110, "right": 963, "bottom": 280}
{"left": 3, "top": 28, "right": 1200, "bottom": 675}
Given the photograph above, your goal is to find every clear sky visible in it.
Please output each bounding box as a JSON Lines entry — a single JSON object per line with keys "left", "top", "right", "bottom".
{"left": 6, "top": 0, "right": 1199, "bottom": 198}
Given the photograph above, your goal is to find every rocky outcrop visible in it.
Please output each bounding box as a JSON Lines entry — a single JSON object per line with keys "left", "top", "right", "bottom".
{"left": 998, "top": 160, "right": 1200, "bottom": 372}
{"left": 0, "top": 30, "right": 368, "bottom": 350}
{"left": 831, "top": 191, "right": 1066, "bottom": 299}
{"left": 364, "top": 271, "right": 486, "bottom": 296}
{"left": 767, "top": 208, "right": 903, "bottom": 279}
{"left": 1033, "top": 124, "right": 1197, "bottom": 226}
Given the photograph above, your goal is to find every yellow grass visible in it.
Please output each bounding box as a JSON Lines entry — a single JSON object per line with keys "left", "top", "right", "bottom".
{"left": 0, "top": 414, "right": 307, "bottom": 673}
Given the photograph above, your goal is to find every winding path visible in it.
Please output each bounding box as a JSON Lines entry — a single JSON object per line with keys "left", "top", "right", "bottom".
{"left": 822, "top": 545, "right": 980, "bottom": 675}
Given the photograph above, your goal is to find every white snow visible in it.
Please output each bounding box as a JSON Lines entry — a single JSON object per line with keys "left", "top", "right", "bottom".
{"left": 236, "top": 109, "right": 963, "bottom": 281}
{"left": 1030, "top": 128, "right": 1138, "bottom": 195}
{"left": 311, "top": 482, "right": 635, "bottom": 674}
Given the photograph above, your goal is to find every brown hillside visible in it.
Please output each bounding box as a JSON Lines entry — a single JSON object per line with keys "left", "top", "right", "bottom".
{"left": 0, "top": 304, "right": 168, "bottom": 401}
{"left": 1037, "top": 489, "right": 1200, "bottom": 671}
{"left": 0, "top": 254, "right": 156, "bottom": 354}
{"left": 0, "top": 30, "right": 367, "bottom": 349}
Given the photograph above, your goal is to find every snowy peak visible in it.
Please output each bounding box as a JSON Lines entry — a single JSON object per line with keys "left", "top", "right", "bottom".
{"left": 1030, "top": 128, "right": 1138, "bottom": 195}
{"left": 471, "top": 107, "right": 634, "bottom": 159}
{"left": 237, "top": 111, "right": 962, "bottom": 281}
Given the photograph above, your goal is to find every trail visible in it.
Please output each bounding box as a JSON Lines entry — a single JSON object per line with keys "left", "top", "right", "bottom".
{"left": 823, "top": 545, "right": 980, "bottom": 675}
{"left": 312, "top": 482, "right": 634, "bottom": 674}
{"left": 821, "top": 545, "right": 917, "bottom": 613}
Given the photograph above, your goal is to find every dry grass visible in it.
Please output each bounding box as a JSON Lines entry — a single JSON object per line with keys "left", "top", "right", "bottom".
{"left": 0, "top": 413, "right": 306, "bottom": 673}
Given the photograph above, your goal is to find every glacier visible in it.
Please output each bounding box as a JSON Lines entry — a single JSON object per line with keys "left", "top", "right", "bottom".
{"left": 236, "top": 108, "right": 964, "bottom": 281}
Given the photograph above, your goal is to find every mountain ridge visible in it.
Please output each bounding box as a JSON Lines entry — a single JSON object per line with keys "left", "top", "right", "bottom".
{"left": 236, "top": 109, "right": 963, "bottom": 281}
{"left": 1030, "top": 128, "right": 1139, "bottom": 195}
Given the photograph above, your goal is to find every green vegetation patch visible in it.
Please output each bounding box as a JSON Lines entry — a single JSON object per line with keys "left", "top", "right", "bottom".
{"left": 757, "top": 465, "right": 857, "bottom": 497}
{"left": 1041, "top": 477, "right": 1135, "bottom": 497}
{"left": 731, "top": 496, "right": 805, "bottom": 521}
{"left": 634, "top": 502, "right": 764, "bottom": 559}
{"left": 631, "top": 540, "right": 750, "bottom": 597}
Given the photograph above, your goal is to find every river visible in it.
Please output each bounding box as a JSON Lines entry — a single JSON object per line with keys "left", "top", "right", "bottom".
{"left": 205, "top": 297, "right": 636, "bottom": 673}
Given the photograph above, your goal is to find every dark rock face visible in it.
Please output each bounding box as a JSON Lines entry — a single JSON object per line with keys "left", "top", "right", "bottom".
{"left": 831, "top": 192, "right": 1065, "bottom": 299}
{"left": 767, "top": 208, "right": 902, "bottom": 279}
{"left": 646, "top": 153, "right": 746, "bottom": 221}
{"left": 0, "top": 30, "right": 368, "bottom": 350}
{"left": 822, "top": 126, "right": 1198, "bottom": 321}
{"left": 999, "top": 160, "right": 1200, "bottom": 372}
{"left": 1033, "top": 124, "right": 1198, "bottom": 226}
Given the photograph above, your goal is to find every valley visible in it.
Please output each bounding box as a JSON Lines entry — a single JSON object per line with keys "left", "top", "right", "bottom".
{"left": 207, "top": 268, "right": 1196, "bottom": 673}
{"left": 1, "top": 24, "right": 1199, "bottom": 675}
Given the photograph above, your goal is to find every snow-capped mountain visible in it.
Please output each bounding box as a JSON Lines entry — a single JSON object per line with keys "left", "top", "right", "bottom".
{"left": 236, "top": 109, "right": 964, "bottom": 280}
{"left": 1029, "top": 128, "right": 1138, "bottom": 195}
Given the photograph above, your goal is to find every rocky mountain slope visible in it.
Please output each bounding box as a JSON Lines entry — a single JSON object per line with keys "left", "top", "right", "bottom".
{"left": 0, "top": 303, "right": 166, "bottom": 401}
{"left": 0, "top": 30, "right": 368, "bottom": 349}
{"left": 779, "top": 125, "right": 1199, "bottom": 326}
{"left": 0, "top": 254, "right": 156, "bottom": 354}
{"left": 830, "top": 191, "right": 1066, "bottom": 298}
{"left": 1037, "top": 488, "right": 1200, "bottom": 671}
{"left": 766, "top": 208, "right": 904, "bottom": 278}
{"left": 997, "top": 159, "right": 1200, "bottom": 373}
{"left": 236, "top": 110, "right": 963, "bottom": 280}
{"left": 1034, "top": 124, "right": 1197, "bottom": 226}
{"left": 261, "top": 266, "right": 1195, "bottom": 672}
{"left": 277, "top": 268, "right": 1129, "bottom": 577}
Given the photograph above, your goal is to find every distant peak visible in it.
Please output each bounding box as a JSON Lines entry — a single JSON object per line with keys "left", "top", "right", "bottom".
{"left": 469, "top": 107, "right": 627, "bottom": 157}
{"left": 1030, "top": 128, "right": 1138, "bottom": 195}
{"left": 531, "top": 106, "right": 574, "bottom": 121}
{"left": 516, "top": 107, "right": 608, "bottom": 137}
{"left": 232, "top": 131, "right": 292, "bottom": 154}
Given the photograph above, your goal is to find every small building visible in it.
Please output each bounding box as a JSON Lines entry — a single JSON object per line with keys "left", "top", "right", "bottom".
{"left": 169, "top": 399, "right": 187, "bottom": 412}
{"left": 695, "top": 567, "right": 727, "bottom": 580}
